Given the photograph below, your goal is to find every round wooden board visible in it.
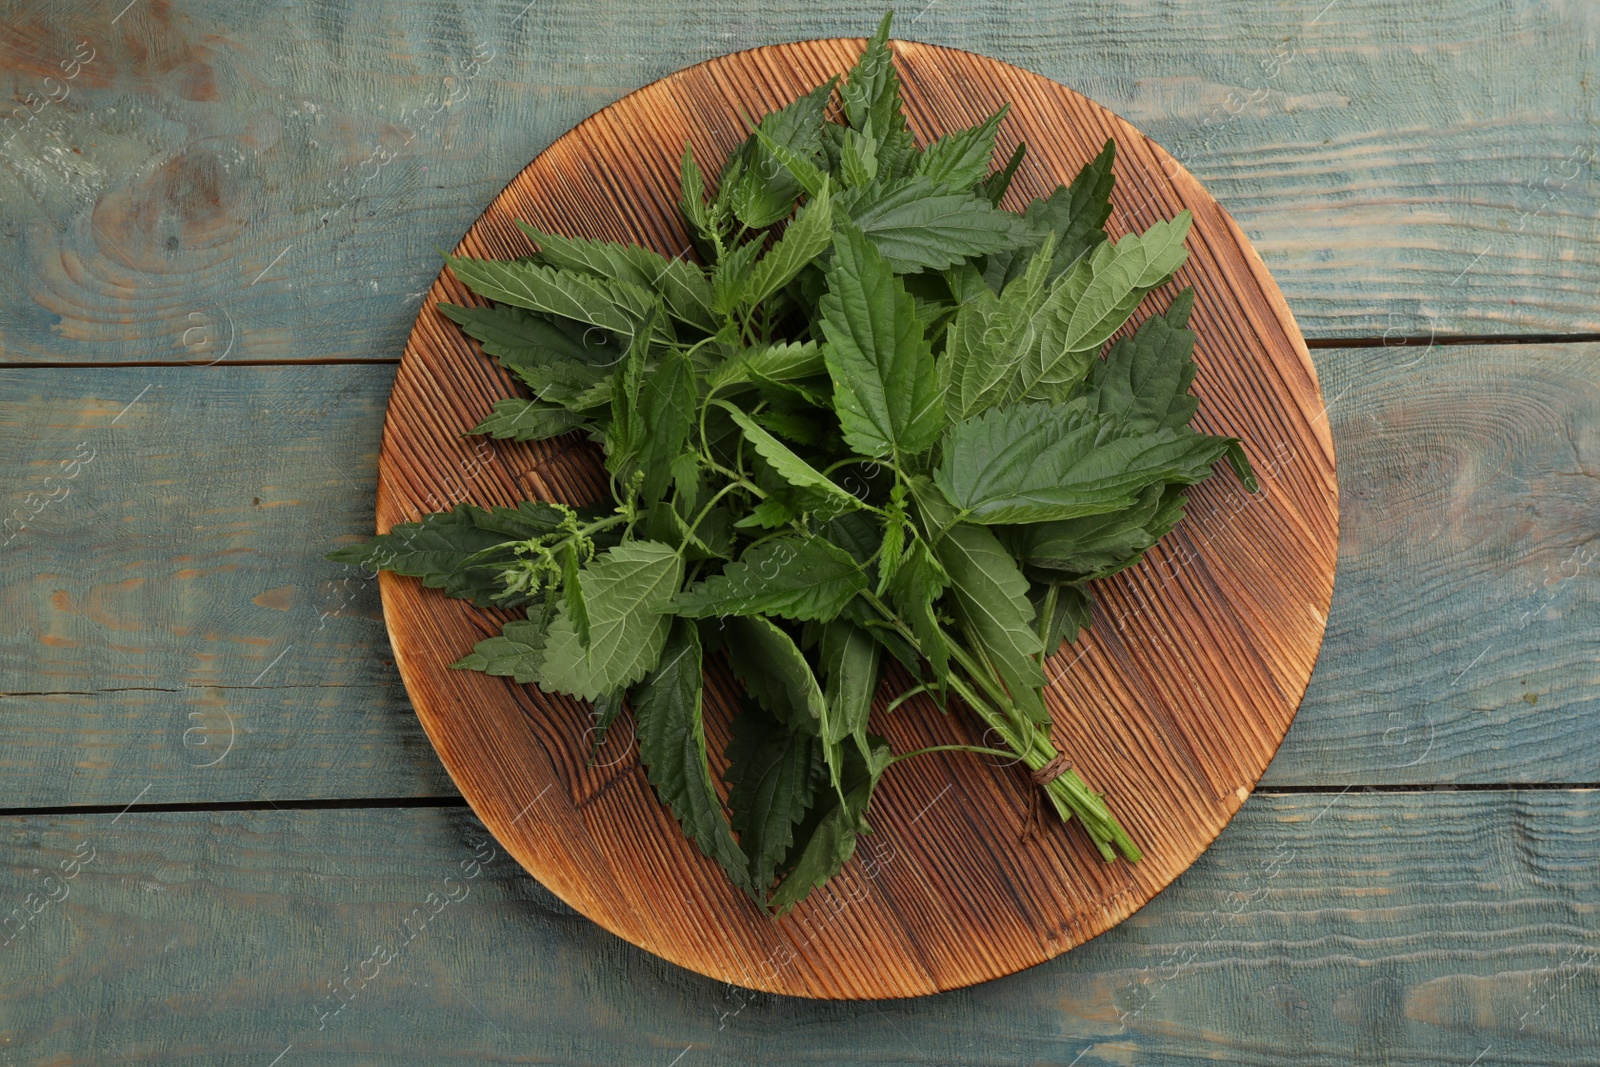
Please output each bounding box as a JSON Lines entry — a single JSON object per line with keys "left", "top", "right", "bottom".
{"left": 375, "top": 37, "right": 1338, "bottom": 1000}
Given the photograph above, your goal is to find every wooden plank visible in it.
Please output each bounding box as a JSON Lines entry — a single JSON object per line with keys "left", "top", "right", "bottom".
{"left": 1259, "top": 340, "right": 1600, "bottom": 785}
{"left": 1, "top": 791, "right": 1595, "bottom": 1064}
{"left": 1, "top": 343, "right": 1592, "bottom": 807}
{"left": 0, "top": 365, "right": 452, "bottom": 805}
{"left": 0, "top": 0, "right": 1596, "bottom": 368}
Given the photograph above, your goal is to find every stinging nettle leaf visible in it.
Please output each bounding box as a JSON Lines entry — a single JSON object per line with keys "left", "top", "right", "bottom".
{"left": 936, "top": 400, "right": 1232, "bottom": 525}
{"left": 729, "top": 77, "right": 837, "bottom": 229}
{"left": 451, "top": 617, "right": 550, "bottom": 683}
{"left": 917, "top": 105, "right": 1009, "bottom": 190}
{"left": 1004, "top": 481, "right": 1174, "bottom": 577}
{"left": 767, "top": 735, "right": 892, "bottom": 915}
{"left": 445, "top": 255, "right": 659, "bottom": 341}
{"left": 632, "top": 348, "right": 698, "bottom": 503}
{"left": 840, "top": 12, "right": 911, "bottom": 161}
{"left": 717, "top": 400, "right": 862, "bottom": 510}
{"left": 819, "top": 226, "right": 945, "bottom": 459}
{"left": 916, "top": 482, "right": 1049, "bottom": 725}
{"left": 723, "top": 615, "right": 829, "bottom": 735}
{"left": 725, "top": 703, "right": 825, "bottom": 898}
{"left": 979, "top": 138, "right": 1116, "bottom": 292}
{"left": 1056, "top": 211, "right": 1192, "bottom": 357}
{"left": 1085, "top": 287, "right": 1200, "bottom": 431}
{"left": 468, "top": 397, "right": 587, "bottom": 442}
{"left": 436, "top": 302, "right": 620, "bottom": 368}
{"left": 708, "top": 341, "right": 826, "bottom": 392}
{"left": 328, "top": 507, "right": 526, "bottom": 609}
{"left": 846, "top": 176, "right": 1030, "bottom": 274}
{"left": 819, "top": 618, "right": 881, "bottom": 748}
{"left": 673, "top": 535, "right": 869, "bottom": 622}
{"left": 537, "top": 540, "right": 684, "bottom": 701}
{"left": 741, "top": 181, "right": 835, "bottom": 310}
{"left": 561, "top": 539, "right": 591, "bottom": 647}
{"left": 976, "top": 139, "right": 1027, "bottom": 206}
{"left": 633, "top": 619, "right": 752, "bottom": 892}
{"left": 884, "top": 538, "right": 951, "bottom": 687}
{"left": 941, "top": 233, "right": 1059, "bottom": 420}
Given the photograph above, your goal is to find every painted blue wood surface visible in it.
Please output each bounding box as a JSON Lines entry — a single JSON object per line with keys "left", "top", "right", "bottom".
{"left": 1, "top": 792, "right": 1596, "bottom": 1064}
{"left": 0, "top": 0, "right": 1596, "bottom": 1062}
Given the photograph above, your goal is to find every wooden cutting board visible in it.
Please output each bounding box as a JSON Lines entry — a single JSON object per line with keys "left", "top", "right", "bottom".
{"left": 374, "top": 36, "right": 1338, "bottom": 1000}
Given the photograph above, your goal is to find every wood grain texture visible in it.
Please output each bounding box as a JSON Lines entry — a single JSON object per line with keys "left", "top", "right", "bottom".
{"left": 1, "top": 0, "right": 1598, "bottom": 369}
{"left": 0, "top": 343, "right": 1593, "bottom": 807}
{"left": 2, "top": 791, "right": 1596, "bottom": 1065}
{"left": 1262, "top": 341, "right": 1600, "bottom": 785}
{"left": 375, "top": 38, "right": 1336, "bottom": 999}
{"left": 0, "top": 366, "right": 453, "bottom": 807}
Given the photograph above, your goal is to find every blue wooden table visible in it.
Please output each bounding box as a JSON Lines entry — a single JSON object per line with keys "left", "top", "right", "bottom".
{"left": 2, "top": 2, "right": 1596, "bottom": 1063}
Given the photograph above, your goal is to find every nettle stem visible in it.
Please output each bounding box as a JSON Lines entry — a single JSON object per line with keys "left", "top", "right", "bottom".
{"left": 864, "top": 592, "right": 1139, "bottom": 862}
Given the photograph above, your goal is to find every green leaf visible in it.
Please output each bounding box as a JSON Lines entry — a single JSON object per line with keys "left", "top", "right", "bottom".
{"left": 561, "top": 539, "right": 591, "bottom": 646}
{"left": 976, "top": 139, "right": 1027, "bottom": 205}
{"left": 605, "top": 308, "right": 651, "bottom": 479}
{"left": 632, "top": 348, "right": 697, "bottom": 503}
{"left": 673, "top": 535, "right": 869, "bottom": 621}
{"left": 436, "top": 302, "right": 621, "bottom": 367}
{"left": 819, "top": 618, "right": 880, "bottom": 748}
{"left": 724, "top": 701, "right": 825, "bottom": 895}
{"left": 717, "top": 401, "right": 862, "bottom": 509}
{"left": 840, "top": 126, "right": 880, "bottom": 189}
{"left": 678, "top": 143, "right": 715, "bottom": 255}
{"left": 723, "top": 615, "right": 828, "bottom": 734}
{"left": 846, "top": 176, "right": 1029, "bottom": 273}
{"left": 768, "top": 736, "right": 892, "bottom": 916}
{"left": 818, "top": 226, "right": 944, "bottom": 459}
{"left": 741, "top": 181, "right": 834, "bottom": 309}
{"left": 1052, "top": 211, "right": 1192, "bottom": 357}
{"left": 746, "top": 121, "right": 830, "bottom": 200}
{"left": 917, "top": 484, "right": 1049, "bottom": 724}
{"left": 467, "top": 500, "right": 578, "bottom": 540}
{"left": 708, "top": 341, "right": 827, "bottom": 392}
{"left": 1032, "top": 580, "right": 1094, "bottom": 657}
{"left": 1005, "top": 208, "right": 1192, "bottom": 405}
{"left": 710, "top": 235, "right": 767, "bottom": 317}
{"left": 1023, "top": 137, "right": 1117, "bottom": 280}
{"left": 633, "top": 619, "right": 751, "bottom": 892}
{"left": 451, "top": 617, "right": 550, "bottom": 683}
{"left": 537, "top": 541, "right": 684, "bottom": 701}
{"left": 1085, "top": 287, "right": 1199, "bottom": 430}
{"left": 979, "top": 138, "right": 1115, "bottom": 292}
{"left": 917, "top": 106, "right": 1008, "bottom": 190}
{"left": 467, "top": 397, "right": 587, "bottom": 442}
{"left": 444, "top": 255, "right": 658, "bottom": 340}
{"left": 514, "top": 219, "right": 714, "bottom": 334}
{"left": 840, "top": 12, "right": 911, "bottom": 156}
{"left": 935, "top": 400, "right": 1232, "bottom": 525}
{"left": 327, "top": 507, "right": 524, "bottom": 608}
{"left": 732, "top": 497, "right": 797, "bottom": 530}
{"left": 884, "top": 538, "right": 951, "bottom": 686}
{"left": 940, "top": 234, "right": 1058, "bottom": 420}
{"left": 724, "top": 78, "right": 836, "bottom": 229}
{"left": 1004, "top": 481, "right": 1188, "bottom": 581}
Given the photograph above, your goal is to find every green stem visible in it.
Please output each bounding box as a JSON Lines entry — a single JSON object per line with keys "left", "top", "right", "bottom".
{"left": 879, "top": 683, "right": 929, "bottom": 717}
{"left": 885, "top": 743, "right": 1020, "bottom": 767}
{"left": 1037, "top": 581, "right": 1060, "bottom": 650}
{"left": 861, "top": 590, "right": 1138, "bottom": 862}
{"left": 678, "top": 479, "right": 744, "bottom": 551}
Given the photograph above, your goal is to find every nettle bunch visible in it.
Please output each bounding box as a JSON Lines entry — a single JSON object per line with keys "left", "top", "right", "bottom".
{"left": 334, "top": 13, "right": 1257, "bottom": 914}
